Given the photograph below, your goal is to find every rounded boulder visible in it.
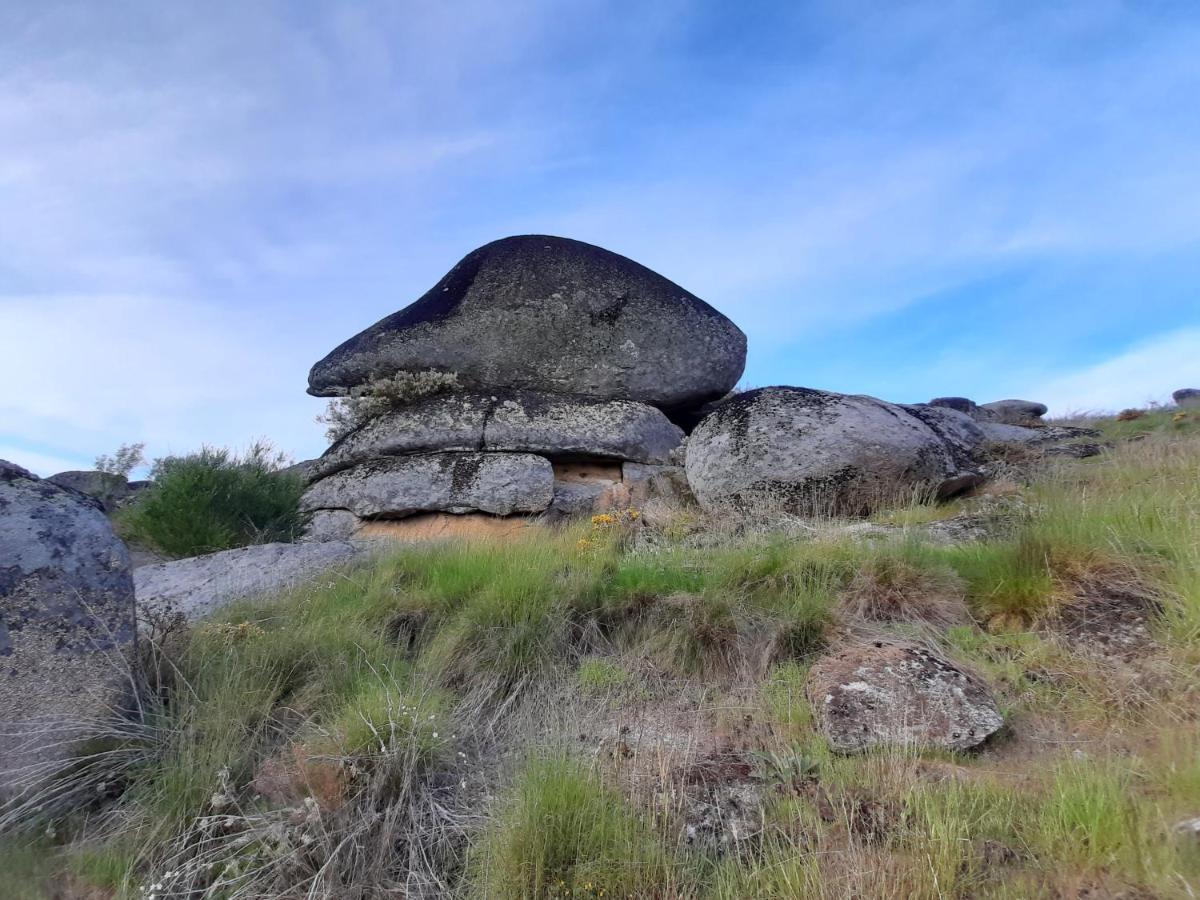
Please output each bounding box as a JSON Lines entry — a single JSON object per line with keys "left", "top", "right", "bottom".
{"left": 307, "top": 235, "right": 747, "bottom": 414}
{"left": 0, "top": 460, "right": 135, "bottom": 801}
{"left": 685, "top": 387, "right": 967, "bottom": 515}
{"left": 809, "top": 641, "right": 1003, "bottom": 753}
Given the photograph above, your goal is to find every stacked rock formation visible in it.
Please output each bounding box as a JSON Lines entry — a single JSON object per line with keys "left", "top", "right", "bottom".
{"left": 301, "top": 235, "right": 746, "bottom": 539}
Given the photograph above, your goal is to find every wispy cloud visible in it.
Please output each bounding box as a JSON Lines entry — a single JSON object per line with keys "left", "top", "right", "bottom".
{"left": 1, "top": 0, "right": 1198, "bottom": 475}
{"left": 1023, "top": 328, "right": 1200, "bottom": 416}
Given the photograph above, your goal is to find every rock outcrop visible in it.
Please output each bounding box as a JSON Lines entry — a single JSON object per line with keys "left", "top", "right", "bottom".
{"left": 307, "top": 235, "right": 746, "bottom": 415}
{"left": 685, "top": 387, "right": 978, "bottom": 515}
{"left": 1174, "top": 388, "right": 1200, "bottom": 407}
{"left": 0, "top": 460, "right": 135, "bottom": 801}
{"left": 808, "top": 641, "right": 1003, "bottom": 753}
{"left": 46, "top": 470, "right": 132, "bottom": 513}
{"left": 301, "top": 452, "right": 554, "bottom": 519}
{"left": 135, "top": 541, "right": 374, "bottom": 627}
{"left": 978, "top": 399, "right": 1048, "bottom": 425}
{"left": 310, "top": 391, "right": 683, "bottom": 480}
{"left": 301, "top": 236, "right": 721, "bottom": 538}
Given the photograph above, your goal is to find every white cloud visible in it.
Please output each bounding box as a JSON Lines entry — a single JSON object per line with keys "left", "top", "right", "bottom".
{"left": 1023, "top": 328, "right": 1200, "bottom": 416}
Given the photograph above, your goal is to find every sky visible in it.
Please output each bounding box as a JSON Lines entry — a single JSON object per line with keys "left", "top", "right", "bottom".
{"left": 2, "top": 0, "right": 1199, "bottom": 476}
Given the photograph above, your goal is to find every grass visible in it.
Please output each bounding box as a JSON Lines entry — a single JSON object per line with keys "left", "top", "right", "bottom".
{"left": 3, "top": 407, "right": 1199, "bottom": 897}
{"left": 470, "top": 756, "right": 681, "bottom": 898}
{"left": 116, "top": 440, "right": 307, "bottom": 558}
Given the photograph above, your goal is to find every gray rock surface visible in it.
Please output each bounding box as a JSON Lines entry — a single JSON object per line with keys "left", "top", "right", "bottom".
{"left": 302, "top": 452, "right": 554, "bottom": 519}
{"left": 134, "top": 541, "right": 371, "bottom": 626}
{"left": 545, "top": 481, "right": 610, "bottom": 519}
{"left": 1174, "top": 388, "right": 1200, "bottom": 407}
{"left": 808, "top": 641, "right": 1003, "bottom": 753}
{"left": 977, "top": 422, "right": 1100, "bottom": 446}
{"left": 928, "top": 397, "right": 978, "bottom": 414}
{"left": 302, "top": 509, "right": 362, "bottom": 542}
{"left": 486, "top": 392, "right": 684, "bottom": 463}
{"left": 312, "top": 391, "right": 683, "bottom": 480}
{"left": 307, "top": 235, "right": 747, "bottom": 414}
{"left": 979, "top": 399, "right": 1048, "bottom": 424}
{"left": 685, "top": 387, "right": 968, "bottom": 515}
{"left": 0, "top": 460, "right": 135, "bottom": 801}
{"left": 902, "top": 404, "right": 987, "bottom": 468}
{"left": 46, "top": 470, "right": 131, "bottom": 513}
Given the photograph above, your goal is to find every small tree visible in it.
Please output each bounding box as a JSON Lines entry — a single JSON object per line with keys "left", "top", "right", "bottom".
{"left": 94, "top": 442, "right": 146, "bottom": 478}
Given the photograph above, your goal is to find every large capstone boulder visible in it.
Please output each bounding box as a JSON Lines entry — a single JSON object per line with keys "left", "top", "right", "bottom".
{"left": 135, "top": 541, "right": 373, "bottom": 627}
{"left": 311, "top": 391, "right": 683, "bottom": 480}
{"left": 685, "top": 387, "right": 971, "bottom": 515}
{"left": 46, "top": 470, "right": 131, "bottom": 513}
{"left": 979, "top": 399, "right": 1048, "bottom": 424}
{"left": 0, "top": 460, "right": 135, "bottom": 802}
{"left": 301, "top": 452, "right": 554, "bottom": 519}
{"left": 306, "top": 235, "right": 747, "bottom": 415}
{"left": 808, "top": 641, "right": 1003, "bottom": 753}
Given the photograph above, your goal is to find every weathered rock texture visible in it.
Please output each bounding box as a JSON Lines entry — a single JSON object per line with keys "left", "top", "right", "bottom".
{"left": 686, "top": 387, "right": 972, "bottom": 514}
{"left": 901, "top": 404, "right": 987, "bottom": 469}
{"left": 46, "top": 470, "right": 131, "bottom": 513}
{"left": 0, "top": 460, "right": 135, "bottom": 800}
{"left": 808, "top": 641, "right": 1003, "bottom": 753}
{"left": 307, "top": 235, "right": 747, "bottom": 414}
{"left": 1174, "top": 388, "right": 1200, "bottom": 407}
{"left": 134, "top": 541, "right": 371, "bottom": 626}
{"left": 301, "top": 452, "right": 554, "bottom": 519}
{"left": 978, "top": 399, "right": 1048, "bottom": 424}
{"left": 311, "top": 391, "right": 683, "bottom": 480}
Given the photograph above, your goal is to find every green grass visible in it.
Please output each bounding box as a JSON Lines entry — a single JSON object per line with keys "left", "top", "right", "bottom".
{"left": 6, "top": 420, "right": 1200, "bottom": 897}
{"left": 116, "top": 441, "right": 307, "bottom": 558}
{"left": 576, "top": 658, "right": 635, "bottom": 696}
{"left": 470, "top": 755, "right": 681, "bottom": 899}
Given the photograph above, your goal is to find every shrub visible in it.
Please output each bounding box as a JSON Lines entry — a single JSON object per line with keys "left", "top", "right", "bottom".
{"left": 94, "top": 441, "right": 146, "bottom": 477}
{"left": 317, "top": 370, "right": 461, "bottom": 442}
{"left": 116, "top": 441, "right": 306, "bottom": 558}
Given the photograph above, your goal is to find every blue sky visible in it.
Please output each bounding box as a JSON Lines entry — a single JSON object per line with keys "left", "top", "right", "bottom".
{"left": 2, "top": 0, "right": 1199, "bottom": 476}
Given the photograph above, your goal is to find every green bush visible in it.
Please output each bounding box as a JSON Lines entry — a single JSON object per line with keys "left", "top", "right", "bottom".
{"left": 116, "top": 441, "right": 306, "bottom": 558}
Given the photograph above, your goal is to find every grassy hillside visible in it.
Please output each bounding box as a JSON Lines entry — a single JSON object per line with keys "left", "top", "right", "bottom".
{"left": 3, "top": 410, "right": 1199, "bottom": 898}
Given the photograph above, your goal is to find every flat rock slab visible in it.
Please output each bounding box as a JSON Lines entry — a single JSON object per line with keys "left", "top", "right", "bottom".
{"left": 306, "top": 234, "right": 747, "bottom": 413}
{"left": 1, "top": 460, "right": 135, "bottom": 801}
{"left": 312, "top": 391, "right": 683, "bottom": 480}
{"left": 808, "top": 641, "right": 1003, "bottom": 753}
{"left": 302, "top": 452, "right": 554, "bottom": 518}
{"left": 134, "top": 541, "right": 373, "bottom": 626}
